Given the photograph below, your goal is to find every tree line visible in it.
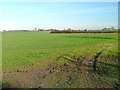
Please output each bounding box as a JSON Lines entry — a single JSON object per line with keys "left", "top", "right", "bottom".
{"left": 50, "top": 27, "right": 119, "bottom": 34}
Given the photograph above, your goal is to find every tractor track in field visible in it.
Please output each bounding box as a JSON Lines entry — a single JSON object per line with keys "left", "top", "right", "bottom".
{"left": 2, "top": 55, "right": 115, "bottom": 88}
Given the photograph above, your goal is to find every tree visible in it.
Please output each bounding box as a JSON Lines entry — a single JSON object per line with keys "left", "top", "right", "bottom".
{"left": 67, "top": 28, "right": 72, "bottom": 31}
{"left": 111, "top": 27, "right": 116, "bottom": 30}
{"left": 84, "top": 29, "right": 87, "bottom": 32}
{"left": 3, "top": 30, "right": 6, "bottom": 32}
{"left": 34, "top": 28, "right": 37, "bottom": 31}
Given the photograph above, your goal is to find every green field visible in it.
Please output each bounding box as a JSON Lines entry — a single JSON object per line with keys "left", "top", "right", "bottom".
{"left": 2, "top": 32, "right": 119, "bottom": 88}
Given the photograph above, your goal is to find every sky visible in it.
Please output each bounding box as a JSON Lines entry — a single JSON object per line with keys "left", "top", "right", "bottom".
{"left": 0, "top": 2, "right": 118, "bottom": 30}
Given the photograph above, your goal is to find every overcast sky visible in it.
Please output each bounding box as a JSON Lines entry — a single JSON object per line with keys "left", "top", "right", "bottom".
{"left": 0, "top": 2, "right": 118, "bottom": 30}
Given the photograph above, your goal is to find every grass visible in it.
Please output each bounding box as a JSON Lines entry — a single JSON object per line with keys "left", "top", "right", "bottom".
{"left": 2, "top": 32, "right": 118, "bottom": 70}
{"left": 2, "top": 32, "right": 119, "bottom": 88}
